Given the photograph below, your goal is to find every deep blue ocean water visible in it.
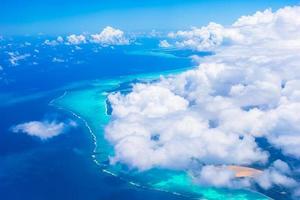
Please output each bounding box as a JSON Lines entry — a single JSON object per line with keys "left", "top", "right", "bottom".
{"left": 0, "top": 37, "right": 195, "bottom": 200}
{"left": 0, "top": 99, "right": 188, "bottom": 200}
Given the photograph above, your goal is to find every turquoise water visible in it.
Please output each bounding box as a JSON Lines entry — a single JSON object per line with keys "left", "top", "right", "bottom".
{"left": 51, "top": 70, "right": 270, "bottom": 200}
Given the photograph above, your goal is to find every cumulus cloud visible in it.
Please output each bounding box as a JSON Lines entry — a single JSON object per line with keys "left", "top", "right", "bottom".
{"left": 11, "top": 120, "right": 76, "bottom": 140}
{"left": 165, "top": 22, "right": 243, "bottom": 50}
{"left": 159, "top": 40, "right": 171, "bottom": 48}
{"left": 57, "top": 36, "right": 64, "bottom": 43}
{"left": 44, "top": 40, "right": 58, "bottom": 46}
{"left": 162, "top": 6, "right": 300, "bottom": 51}
{"left": 44, "top": 36, "right": 64, "bottom": 46}
{"left": 254, "top": 160, "right": 297, "bottom": 190}
{"left": 90, "top": 26, "right": 130, "bottom": 46}
{"left": 43, "top": 27, "right": 129, "bottom": 47}
{"left": 106, "top": 84, "right": 268, "bottom": 170}
{"left": 105, "top": 6, "right": 300, "bottom": 193}
{"left": 193, "top": 160, "right": 297, "bottom": 190}
{"left": 193, "top": 165, "right": 242, "bottom": 187}
{"left": 66, "top": 34, "right": 86, "bottom": 45}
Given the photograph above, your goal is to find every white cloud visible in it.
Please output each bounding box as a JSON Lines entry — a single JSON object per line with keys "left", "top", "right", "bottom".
{"left": 12, "top": 120, "right": 76, "bottom": 140}
{"left": 90, "top": 26, "right": 130, "bottom": 46}
{"left": 56, "top": 36, "right": 64, "bottom": 43}
{"left": 159, "top": 40, "right": 171, "bottom": 48}
{"left": 108, "top": 84, "right": 188, "bottom": 118}
{"left": 52, "top": 57, "right": 65, "bottom": 63}
{"left": 193, "top": 161, "right": 298, "bottom": 189}
{"left": 66, "top": 34, "right": 86, "bottom": 45}
{"left": 195, "top": 165, "right": 242, "bottom": 187}
{"left": 44, "top": 40, "right": 58, "bottom": 46}
{"left": 8, "top": 52, "right": 30, "bottom": 66}
{"left": 105, "top": 6, "right": 300, "bottom": 192}
{"left": 162, "top": 6, "right": 300, "bottom": 51}
{"left": 44, "top": 36, "right": 64, "bottom": 46}
{"left": 106, "top": 84, "right": 267, "bottom": 170}
{"left": 43, "top": 27, "right": 129, "bottom": 47}
{"left": 165, "top": 22, "right": 243, "bottom": 51}
{"left": 254, "top": 160, "right": 297, "bottom": 190}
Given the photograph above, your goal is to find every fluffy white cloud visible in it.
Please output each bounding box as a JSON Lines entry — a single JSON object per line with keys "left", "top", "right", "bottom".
{"left": 107, "top": 107, "right": 267, "bottom": 171}
{"left": 90, "top": 26, "right": 130, "bottom": 45}
{"left": 108, "top": 84, "right": 188, "bottom": 118}
{"left": 12, "top": 120, "right": 76, "bottom": 140}
{"left": 44, "top": 36, "right": 64, "bottom": 46}
{"left": 43, "top": 27, "right": 129, "bottom": 47}
{"left": 159, "top": 40, "right": 171, "bottom": 48}
{"left": 44, "top": 40, "right": 58, "bottom": 46}
{"left": 165, "top": 22, "right": 243, "bottom": 50}
{"left": 193, "top": 165, "right": 251, "bottom": 188}
{"left": 255, "top": 160, "right": 297, "bottom": 190}
{"left": 66, "top": 34, "right": 86, "bottom": 45}
{"left": 106, "top": 84, "right": 268, "bottom": 170}
{"left": 57, "top": 36, "right": 64, "bottom": 43}
{"left": 105, "top": 6, "right": 300, "bottom": 193}
{"left": 193, "top": 160, "right": 297, "bottom": 189}
{"left": 162, "top": 6, "right": 300, "bottom": 51}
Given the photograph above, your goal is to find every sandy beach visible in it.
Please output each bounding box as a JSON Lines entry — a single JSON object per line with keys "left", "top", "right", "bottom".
{"left": 227, "top": 165, "right": 262, "bottom": 178}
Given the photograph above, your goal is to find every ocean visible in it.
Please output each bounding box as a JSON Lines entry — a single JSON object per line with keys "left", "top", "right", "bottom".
{"left": 0, "top": 37, "right": 290, "bottom": 200}
{"left": 0, "top": 38, "right": 194, "bottom": 200}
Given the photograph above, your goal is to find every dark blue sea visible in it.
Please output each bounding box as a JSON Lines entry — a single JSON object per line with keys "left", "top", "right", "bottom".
{"left": 0, "top": 36, "right": 197, "bottom": 200}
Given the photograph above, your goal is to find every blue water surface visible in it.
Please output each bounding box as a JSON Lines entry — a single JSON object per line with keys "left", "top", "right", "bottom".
{"left": 0, "top": 37, "right": 195, "bottom": 200}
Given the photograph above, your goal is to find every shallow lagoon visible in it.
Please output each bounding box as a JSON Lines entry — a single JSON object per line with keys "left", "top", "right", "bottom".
{"left": 52, "top": 70, "right": 270, "bottom": 200}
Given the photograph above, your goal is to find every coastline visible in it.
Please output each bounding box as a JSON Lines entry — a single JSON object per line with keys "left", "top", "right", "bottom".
{"left": 47, "top": 67, "right": 272, "bottom": 200}
{"left": 49, "top": 91, "right": 194, "bottom": 199}
{"left": 49, "top": 91, "right": 102, "bottom": 167}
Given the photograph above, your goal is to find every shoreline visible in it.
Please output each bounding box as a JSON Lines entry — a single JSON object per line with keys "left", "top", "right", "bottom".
{"left": 49, "top": 92, "right": 101, "bottom": 167}
{"left": 49, "top": 91, "right": 194, "bottom": 199}
{"left": 47, "top": 67, "right": 273, "bottom": 200}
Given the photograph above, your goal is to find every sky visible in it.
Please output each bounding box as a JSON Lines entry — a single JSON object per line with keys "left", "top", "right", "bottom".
{"left": 1, "top": 0, "right": 300, "bottom": 35}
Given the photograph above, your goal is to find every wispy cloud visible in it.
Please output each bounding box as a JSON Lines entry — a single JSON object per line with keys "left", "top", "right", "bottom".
{"left": 8, "top": 52, "right": 30, "bottom": 66}
{"left": 52, "top": 57, "right": 65, "bottom": 63}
